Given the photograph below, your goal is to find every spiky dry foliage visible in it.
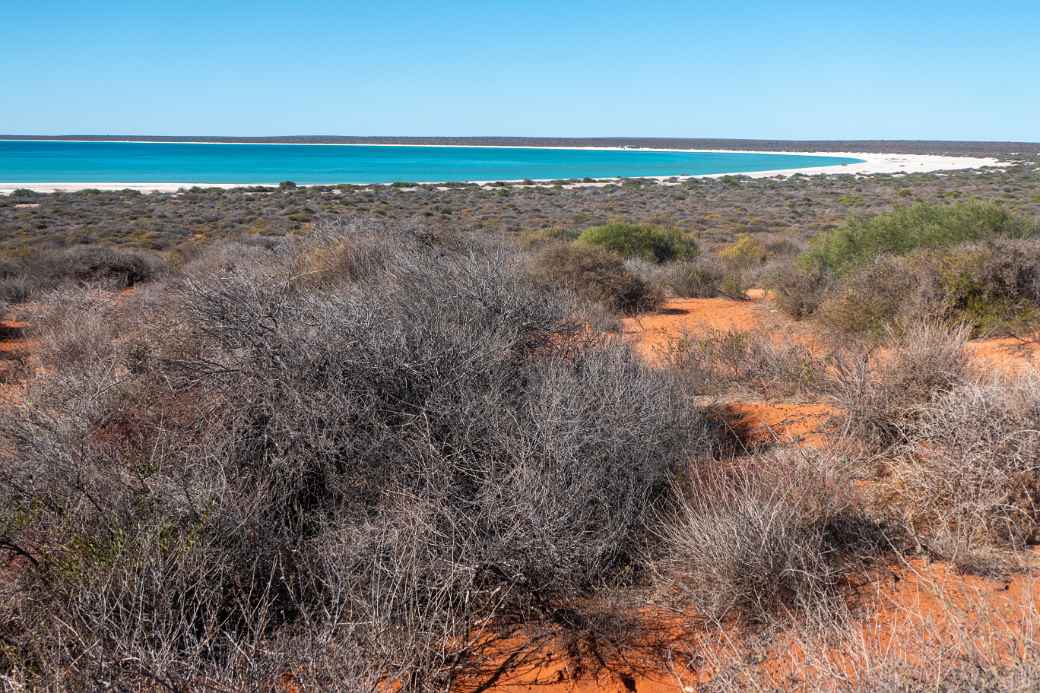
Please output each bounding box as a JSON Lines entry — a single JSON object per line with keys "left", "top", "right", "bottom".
{"left": 0, "top": 245, "right": 165, "bottom": 306}
{"left": 879, "top": 370, "right": 1040, "bottom": 568}
{"left": 679, "top": 579, "right": 1040, "bottom": 692}
{"left": 653, "top": 449, "right": 886, "bottom": 625}
{"left": 659, "top": 257, "right": 727, "bottom": 298}
{"left": 664, "top": 328, "right": 824, "bottom": 399}
{"left": 0, "top": 220, "right": 716, "bottom": 689}
{"left": 530, "top": 242, "right": 664, "bottom": 314}
{"left": 827, "top": 321, "right": 971, "bottom": 449}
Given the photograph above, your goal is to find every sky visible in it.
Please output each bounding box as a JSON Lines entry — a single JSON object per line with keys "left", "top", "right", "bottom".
{"left": 1, "top": 1, "right": 1038, "bottom": 141}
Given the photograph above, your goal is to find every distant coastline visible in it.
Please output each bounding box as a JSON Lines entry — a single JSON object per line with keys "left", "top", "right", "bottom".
{"left": 2, "top": 135, "right": 1038, "bottom": 157}
{"left": 0, "top": 141, "right": 870, "bottom": 191}
{"left": 0, "top": 138, "right": 1016, "bottom": 194}
{"left": 0, "top": 151, "right": 1005, "bottom": 195}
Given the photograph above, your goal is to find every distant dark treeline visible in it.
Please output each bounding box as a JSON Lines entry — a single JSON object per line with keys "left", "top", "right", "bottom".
{"left": 3, "top": 135, "right": 1039, "bottom": 157}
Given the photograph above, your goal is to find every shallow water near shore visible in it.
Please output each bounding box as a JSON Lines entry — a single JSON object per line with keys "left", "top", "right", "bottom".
{"left": 0, "top": 140, "right": 862, "bottom": 185}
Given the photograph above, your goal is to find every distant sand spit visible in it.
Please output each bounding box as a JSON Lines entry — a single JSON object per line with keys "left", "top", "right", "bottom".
{"left": 0, "top": 149, "right": 1004, "bottom": 194}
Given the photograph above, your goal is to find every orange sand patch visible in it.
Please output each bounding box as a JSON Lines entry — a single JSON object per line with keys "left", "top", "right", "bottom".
{"left": 968, "top": 336, "right": 1040, "bottom": 374}
{"left": 722, "top": 400, "right": 835, "bottom": 448}
{"left": 749, "top": 556, "right": 1040, "bottom": 690}
{"left": 622, "top": 297, "right": 768, "bottom": 362}
{"left": 743, "top": 288, "right": 776, "bottom": 301}
{"left": 463, "top": 641, "right": 683, "bottom": 693}
{"left": 462, "top": 556, "right": 1040, "bottom": 693}
{"left": 0, "top": 320, "right": 36, "bottom": 401}
{"left": 622, "top": 294, "right": 823, "bottom": 364}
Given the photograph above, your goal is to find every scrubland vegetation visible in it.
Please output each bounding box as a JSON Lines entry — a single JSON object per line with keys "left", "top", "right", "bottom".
{"left": 3, "top": 159, "right": 1040, "bottom": 690}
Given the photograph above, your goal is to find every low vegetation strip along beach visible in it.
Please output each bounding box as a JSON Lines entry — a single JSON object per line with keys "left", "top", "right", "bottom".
{"left": 2, "top": 153, "right": 1040, "bottom": 690}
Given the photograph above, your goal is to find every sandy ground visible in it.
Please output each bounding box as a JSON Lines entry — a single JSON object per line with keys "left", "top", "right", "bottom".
{"left": 0, "top": 150, "right": 1004, "bottom": 194}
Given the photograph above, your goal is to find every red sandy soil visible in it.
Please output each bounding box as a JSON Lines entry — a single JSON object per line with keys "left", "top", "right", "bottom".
{"left": 622, "top": 293, "right": 833, "bottom": 448}
{"left": 0, "top": 319, "right": 36, "bottom": 402}
{"left": 722, "top": 400, "right": 835, "bottom": 449}
{"left": 621, "top": 293, "right": 821, "bottom": 365}
{"left": 461, "top": 551, "right": 1040, "bottom": 692}
{"left": 621, "top": 297, "right": 765, "bottom": 363}
{"left": 968, "top": 336, "right": 1040, "bottom": 374}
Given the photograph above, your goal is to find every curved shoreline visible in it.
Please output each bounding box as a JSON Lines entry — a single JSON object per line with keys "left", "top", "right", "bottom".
{"left": 0, "top": 150, "right": 1004, "bottom": 195}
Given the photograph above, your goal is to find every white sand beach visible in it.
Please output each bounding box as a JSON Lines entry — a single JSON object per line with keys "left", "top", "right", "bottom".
{"left": 708, "top": 151, "right": 1003, "bottom": 178}
{"left": 0, "top": 150, "right": 1005, "bottom": 195}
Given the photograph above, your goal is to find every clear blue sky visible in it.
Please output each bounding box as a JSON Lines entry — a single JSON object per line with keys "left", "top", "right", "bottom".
{"left": 2, "top": 1, "right": 1037, "bottom": 141}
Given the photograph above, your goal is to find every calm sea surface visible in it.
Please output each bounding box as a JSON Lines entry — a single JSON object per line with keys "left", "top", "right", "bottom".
{"left": 0, "top": 140, "right": 863, "bottom": 184}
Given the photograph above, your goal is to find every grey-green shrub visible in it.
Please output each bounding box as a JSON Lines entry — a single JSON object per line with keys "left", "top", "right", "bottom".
{"left": 576, "top": 222, "right": 698, "bottom": 263}
{"left": 802, "top": 201, "right": 1037, "bottom": 276}
{"left": 532, "top": 242, "right": 664, "bottom": 313}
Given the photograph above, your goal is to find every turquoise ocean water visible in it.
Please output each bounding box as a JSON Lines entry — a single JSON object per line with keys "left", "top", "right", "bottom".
{"left": 0, "top": 140, "right": 863, "bottom": 185}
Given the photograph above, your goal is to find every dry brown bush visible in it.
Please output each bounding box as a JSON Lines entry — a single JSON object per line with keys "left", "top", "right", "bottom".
{"left": 654, "top": 448, "right": 887, "bottom": 626}
{"left": 880, "top": 370, "right": 1040, "bottom": 568}
{"left": 531, "top": 242, "right": 664, "bottom": 314}
{"left": 828, "top": 321, "right": 971, "bottom": 449}
{"left": 0, "top": 220, "right": 715, "bottom": 689}
{"left": 664, "top": 328, "right": 824, "bottom": 399}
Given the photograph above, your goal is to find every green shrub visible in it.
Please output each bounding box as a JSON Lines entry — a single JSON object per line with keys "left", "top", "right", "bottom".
{"left": 816, "top": 256, "right": 920, "bottom": 336}
{"left": 766, "top": 261, "right": 828, "bottom": 319}
{"left": 719, "top": 234, "right": 768, "bottom": 271}
{"left": 576, "top": 222, "right": 698, "bottom": 263}
{"left": 923, "top": 240, "right": 1040, "bottom": 335}
{"left": 719, "top": 271, "right": 750, "bottom": 300}
{"left": 518, "top": 226, "right": 581, "bottom": 249}
{"left": 802, "top": 201, "right": 1037, "bottom": 276}
{"left": 532, "top": 243, "right": 664, "bottom": 314}
{"left": 797, "top": 239, "right": 1040, "bottom": 337}
{"left": 659, "top": 257, "right": 724, "bottom": 298}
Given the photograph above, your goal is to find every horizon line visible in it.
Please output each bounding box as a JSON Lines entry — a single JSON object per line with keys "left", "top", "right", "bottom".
{"left": 2, "top": 134, "right": 1039, "bottom": 145}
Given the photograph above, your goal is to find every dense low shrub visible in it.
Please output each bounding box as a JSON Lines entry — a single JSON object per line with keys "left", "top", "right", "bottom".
{"left": 815, "top": 256, "right": 920, "bottom": 336}
{"left": 659, "top": 257, "right": 725, "bottom": 298}
{"left": 766, "top": 261, "right": 829, "bottom": 319}
{"left": 828, "top": 321, "right": 970, "bottom": 449}
{"left": 576, "top": 222, "right": 698, "bottom": 263}
{"left": 718, "top": 233, "right": 768, "bottom": 271}
{"left": 532, "top": 242, "right": 664, "bottom": 314}
{"left": 49, "top": 246, "right": 164, "bottom": 287}
{"left": 888, "top": 372, "right": 1040, "bottom": 564}
{"left": 0, "top": 275, "right": 30, "bottom": 304}
{"left": 772, "top": 203, "right": 1040, "bottom": 335}
{"left": 655, "top": 450, "right": 884, "bottom": 624}
{"left": 0, "top": 245, "right": 166, "bottom": 305}
{"left": 665, "top": 328, "right": 824, "bottom": 399}
{"left": 802, "top": 200, "right": 1037, "bottom": 276}
{"left": 921, "top": 239, "right": 1040, "bottom": 335}
{"left": 518, "top": 226, "right": 581, "bottom": 249}
{"left": 812, "top": 239, "right": 1040, "bottom": 337}
{"left": 0, "top": 221, "right": 714, "bottom": 688}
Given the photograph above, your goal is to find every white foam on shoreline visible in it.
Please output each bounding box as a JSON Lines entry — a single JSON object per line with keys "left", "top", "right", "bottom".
{"left": 0, "top": 150, "right": 1006, "bottom": 194}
